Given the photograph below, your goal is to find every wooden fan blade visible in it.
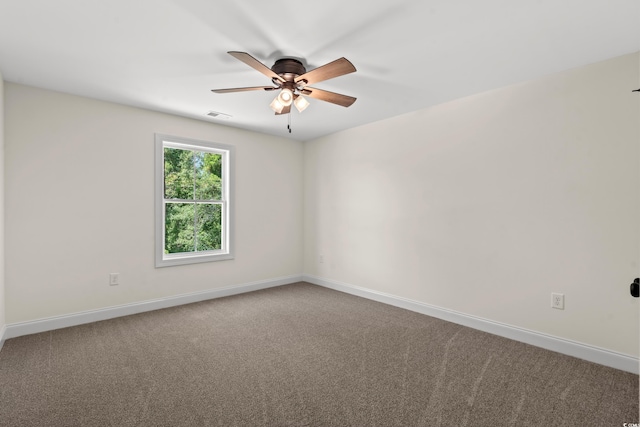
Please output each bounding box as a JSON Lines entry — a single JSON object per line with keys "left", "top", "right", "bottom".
{"left": 295, "top": 58, "right": 356, "bottom": 86}
{"left": 211, "top": 86, "right": 277, "bottom": 93}
{"left": 228, "top": 51, "right": 285, "bottom": 83}
{"left": 275, "top": 104, "right": 292, "bottom": 115}
{"left": 301, "top": 87, "right": 356, "bottom": 107}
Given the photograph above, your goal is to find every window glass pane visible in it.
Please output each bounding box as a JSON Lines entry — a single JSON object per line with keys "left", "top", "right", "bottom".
{"left": 165, "top": 203, "right": 195, "bottom": 254}
{"left": 164, "top": 148, "right": 194, "bottom": 199}
{"left": 195, "top": 152, "right": 222, "bottom": 200}
{"left": 156, "top": 134, "right": 233, "bottom": 267}
{"left": 196, "top": 203, "right": 222, "bottom": 251}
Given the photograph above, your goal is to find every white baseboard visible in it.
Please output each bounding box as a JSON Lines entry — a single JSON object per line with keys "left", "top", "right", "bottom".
{"left": 3, "top": 275, "right": 303, "bottom": 341}
{"left": 303, "top": 274, "right": 639, "bottom": 375}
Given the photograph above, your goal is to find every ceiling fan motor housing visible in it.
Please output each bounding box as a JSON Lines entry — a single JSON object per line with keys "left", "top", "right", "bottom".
{"left": 271, "top": 58, "right": 306, "bottom": 84}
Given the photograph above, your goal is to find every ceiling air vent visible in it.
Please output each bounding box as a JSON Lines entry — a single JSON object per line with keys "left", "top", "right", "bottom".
{"left": 206, "top": 111, "right": 231, "bottom": 120}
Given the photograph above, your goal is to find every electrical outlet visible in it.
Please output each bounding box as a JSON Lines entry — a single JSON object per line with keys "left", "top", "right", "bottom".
{"left": 109, "top": 273, "right": 119, "bottom": 286}
{"left": 551, "top": 293, "right": 564, "bottom": 310}
{"left": 319, "top": 255, "right": 324, "bottom": 264}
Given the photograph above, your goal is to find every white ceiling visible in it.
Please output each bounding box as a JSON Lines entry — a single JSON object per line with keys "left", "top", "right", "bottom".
{"left": 0, "top": 0, "right": 638, "bottom": 142}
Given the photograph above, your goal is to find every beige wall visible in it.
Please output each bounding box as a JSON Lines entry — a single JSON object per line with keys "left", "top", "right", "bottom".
{"left": 5, "top": 84, "right": 304, "bottom": 322}
{"left": 0, "top": 72, "right": 5, "bottom": 337}
{"left": 304, "top": 53, "right": 640, "bottom": 357}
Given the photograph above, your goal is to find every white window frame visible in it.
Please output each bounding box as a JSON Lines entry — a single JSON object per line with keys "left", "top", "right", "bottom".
{"left": 155, "top": 134, "right": 234, "bottom": 267}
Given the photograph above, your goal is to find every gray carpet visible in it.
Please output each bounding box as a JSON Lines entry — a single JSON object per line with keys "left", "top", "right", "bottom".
{"left": 0, "top": 282, "right": 637, "bottom": 426}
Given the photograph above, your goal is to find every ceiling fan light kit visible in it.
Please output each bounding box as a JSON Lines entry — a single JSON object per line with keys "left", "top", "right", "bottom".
{"left": 293, "top": 94, "right": 310, "bottom": 113}
{"left": 269, "top": 97, "right": 285, "bottom": 114}
{"left": 277, "top": 88, "right": 294, "bottom": 106}
{"left": 212, "top": 51, "right": 357, "bottom": 119}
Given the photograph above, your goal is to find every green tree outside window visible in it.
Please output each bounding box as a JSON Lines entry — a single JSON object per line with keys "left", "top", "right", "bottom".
{"left": 163, "top": 147, "right": 223, "bottom": 254}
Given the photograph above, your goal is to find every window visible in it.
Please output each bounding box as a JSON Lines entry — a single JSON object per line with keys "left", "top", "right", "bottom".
{"left": 155, "top": 134, "right": 234, "bottom": 267}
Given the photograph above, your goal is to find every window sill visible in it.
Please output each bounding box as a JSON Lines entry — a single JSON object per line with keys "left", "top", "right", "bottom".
{"left": 155, "top": 252, "right": 234, "bottom": 268}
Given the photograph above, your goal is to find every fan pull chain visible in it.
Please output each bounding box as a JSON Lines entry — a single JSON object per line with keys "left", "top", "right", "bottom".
{"left": 287, "top": 112, "right": 292, "bottom": 133}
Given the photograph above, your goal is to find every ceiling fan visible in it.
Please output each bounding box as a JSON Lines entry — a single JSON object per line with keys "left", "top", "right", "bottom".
{"left": 212, "top": 51, "right": 357, "bottom": 115}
